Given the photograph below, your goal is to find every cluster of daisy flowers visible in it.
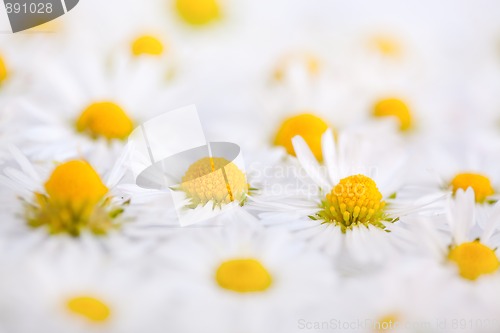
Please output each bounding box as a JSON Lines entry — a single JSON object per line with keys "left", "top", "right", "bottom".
{"left": 0, "top": 0, "right": 500, "bottom": 332}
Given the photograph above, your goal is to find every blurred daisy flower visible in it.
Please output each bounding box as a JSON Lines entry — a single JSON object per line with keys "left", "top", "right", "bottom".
{"left": 10, "top": 50, "right": 178, "bottom": 165}
{"left": 153, "top": 212, "right": 335, "bottom": 333}
{"left": 0, "top": 255, "right": 165, "bottom": 333}
{"left": 409, "top": 142, "right": 500, "bottom": 207}
{"left": 416, "top": 188, "right": 500, "bottom": 282}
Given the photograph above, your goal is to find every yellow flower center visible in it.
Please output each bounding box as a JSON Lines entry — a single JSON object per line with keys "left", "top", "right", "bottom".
{"left": 274, "top": 113, "right": 328, "bottom": 161}
{"left": 373, "top": 98, "right": 412, "bottom": 131}
{"left": 25, "top": 160, "right": 123, "bottom": 236}
{"left": 273, "top": 53, "right": 321, "bottom": 81}
{"left": 448, "top": 241, "right": 500, "bottom": 281}
{"left": 450, "top": 173, "right": 494, "bottom": 203}
{"left": 181, "top": 157, "right": 248, "bottom": 207}
{"left": 66, "top": 296, "right": 111, "bottom": 323}
{"left": 174, "top": 0, "right": 221, "bottom": 26}
{"left": 371, "top": 36, "right": 401, "bottom": 57}
{"left": 76, "top": 102, "right": 134, "bottom": 140}
{"left": 317, "top": 174, "right": 387, "bottom": 232}
{"left": 375, "top": 314, "right": 399, "bottom": 331}
{"left": 0, "top": 55, "right": 7, "bottom": 83}
{"left": 215, "top": 258, "right": 272, "bottom": 293}
{"left": 44, "top": 160, "right": 108, "bottom": 209}
{"left": 131, "top": 35, "right": 165, "bottom": 56}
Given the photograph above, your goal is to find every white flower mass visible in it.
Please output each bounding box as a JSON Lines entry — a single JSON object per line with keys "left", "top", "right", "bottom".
{"left": 1, "top": 0, "right": 500, "bottom": 332}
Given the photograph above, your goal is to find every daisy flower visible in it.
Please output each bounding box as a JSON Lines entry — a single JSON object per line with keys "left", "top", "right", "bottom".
{"left": 152, "top": 211, "right": 335, "bottom": 333}
{"left": 0, "top": 254, "right": 166, "bottom": 333}
{"left": 407, "top": 141, "right": 500, "bottom": 209}
{"left": 126, "top": 106, "right": 253, "bottom": 227}
{"left": 0, "top": 147, "right": 159, "bottom": 255}
{"left": 10, "top": 48, "right": 178, "bottom": 165}
{"left": 415, "top": 188, "right": 500, "bottom": 282}
{"left": 405, "top": 189, "right": 500, "bottom": 332}
{"left": 253, "top": 128, "right": 431, "bottom": 266}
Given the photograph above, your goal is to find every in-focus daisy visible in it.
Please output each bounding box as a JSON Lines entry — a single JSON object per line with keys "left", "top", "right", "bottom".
{"left": 253, "top": 128, "right": 430, "bottom": 266}
{"left": 152, "top": 211, "right": 335, "bottom": 333}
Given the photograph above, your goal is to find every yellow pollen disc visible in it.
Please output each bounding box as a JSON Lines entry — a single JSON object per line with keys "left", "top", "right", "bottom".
{"left": 181, "top": 157, "right": 248, "bottom": 207}
{"left": 66, "top": 296, "right": 111, "bottom": 323}
{"left": 318, "top": 174, "right": 387, "bottom": 232}
{"left": 448, "top": 241, "right": 500, "bottom": 281}
{"left": 26, "top": 160, "right": 122, "bottom": 236}
{"left": 273, "top": 53, "right": 321, "bottom": 81}
{"left": 371, "top": 36, "right": 401, "bottom": 57}
{"left": 174, "top": 0, "right": 221, "bottom": 26}
{"left": 45, "top": 160, "right": 108, "bottom": 210}
{"left": 373, "top": 98, "right": 412, "bottom": 131}
{"left": 131, "top": 35, "right": 165, "bottom": 56}
{"left": 216, "top": 258, "right": 272, "bottom": 293}
{"left": 0, "top": 55, "right": 7, "bottom": 83}
{"left": 274, "top": 113, "right": 328, "bottom": 161}
{"left": 450, "top": 173, "right": 494, "bottom": 203}
{"left": 375, "top": 314, "right": 399, "bottom": 331}
{"left": 76, "top": 102, "right": 134, "bottom": 140}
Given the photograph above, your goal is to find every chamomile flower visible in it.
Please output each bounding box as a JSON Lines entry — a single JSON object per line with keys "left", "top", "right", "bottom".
{"left": 10, "top": 49, "right": 175, "bottom": 166}
{"left": 0, "top": 254, "right": 166, "bottom": 333}
{"left": 406, "top": 189, "right": 500, "bottom": 331}
{"left": 0, "top": 147, "right": 157, "bottom": 255}
{"left": 253, "top": 128, "right": 430, "bottom": 266}
{"left": 407, "top": 142, "right": 500, "bottom": 210}
{"left": 124, "top": 144, "right": 254, "bottom": 228}
{"left": 153, "top": 212, "right": 335, "bottom": 333}
{"left": 414, "top": 188, "right": 500, "bottom": 282}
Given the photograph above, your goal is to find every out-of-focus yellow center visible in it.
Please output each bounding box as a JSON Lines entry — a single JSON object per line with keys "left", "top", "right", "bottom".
{"left": 174, "top": 0, "right": 221, "bottom": 26}
{"left": 450, "top": 173, "right": 494, "bottom": 203}
{"left": 273, "top": 53, "right": 321, "bottom": 81}
{"left": 76, "top": 102, "right": 134, "bottom": 140}
{"left": 216, "top": 258, "right": 272, "bottom": 293}
{"left": 375, "top": 314, "right": 399, "bottom": 331}
{"left": 0, "top": 55, "right": 8, "bottom": 83}
{"left": 25, "top": 160, "right": 122, "bottom": 236}
{"left": 274, "top": 113, "right": 328, "bottom": 161}
{"left": 131, "top": 35, "right": 165, "bottom": 56}
{"left": 45, "top": 160, "right": 108, "bottom": 210}
{"left": 371, "top": 36, "right": 401, "bottom": 57}
{"left": 318, "top": 174, "right": 387, "bottom": 232}
{"left": 448, "top": 241, "right": 499, "bottom": 281}
{"left": 66, "top": 296, "right": 111, "bottom": 323}
{"left": 373, "top": 98, "right": 412, "bottom": 131}
{"left": 181, "top": 157, "right": 248, "bottom": 207}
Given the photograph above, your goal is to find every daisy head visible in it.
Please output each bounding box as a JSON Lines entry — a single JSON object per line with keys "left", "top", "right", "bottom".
{"left": 0, "top": 254, "right": 165, "bottom": 333}
{"left": 173, "top": 0, "right": 222, "bottom": 26}
{"left": 153, "top": 212, "right": 334, "bottom": 332}
{"left": 255, "top": 128, "right": 422, "bottom": 264}
{"left": 273, "top": 113, "right": 330, "bottom": 161}
{"left": 416, "top": 144, "right": 500, "bottom": 206}
{"left": 372, "top": 97, "right": 413, "bottom": 132}
{"left": 418, "top": 188, "right": 500, "bottom": 282}
{"left": 0, "top": 149, "right": 129, "bottom": 239}
{"left": 295, "top": 129, "right": 408, "bottom": 231}
{"left": 129, "top": 108, "right": 252, "bottom": 226}
{"left": 445, "top": 190, "right": 500, "bottom": 281}
{"left": 13, "top": 50, "right": 169, "bottom": 162}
